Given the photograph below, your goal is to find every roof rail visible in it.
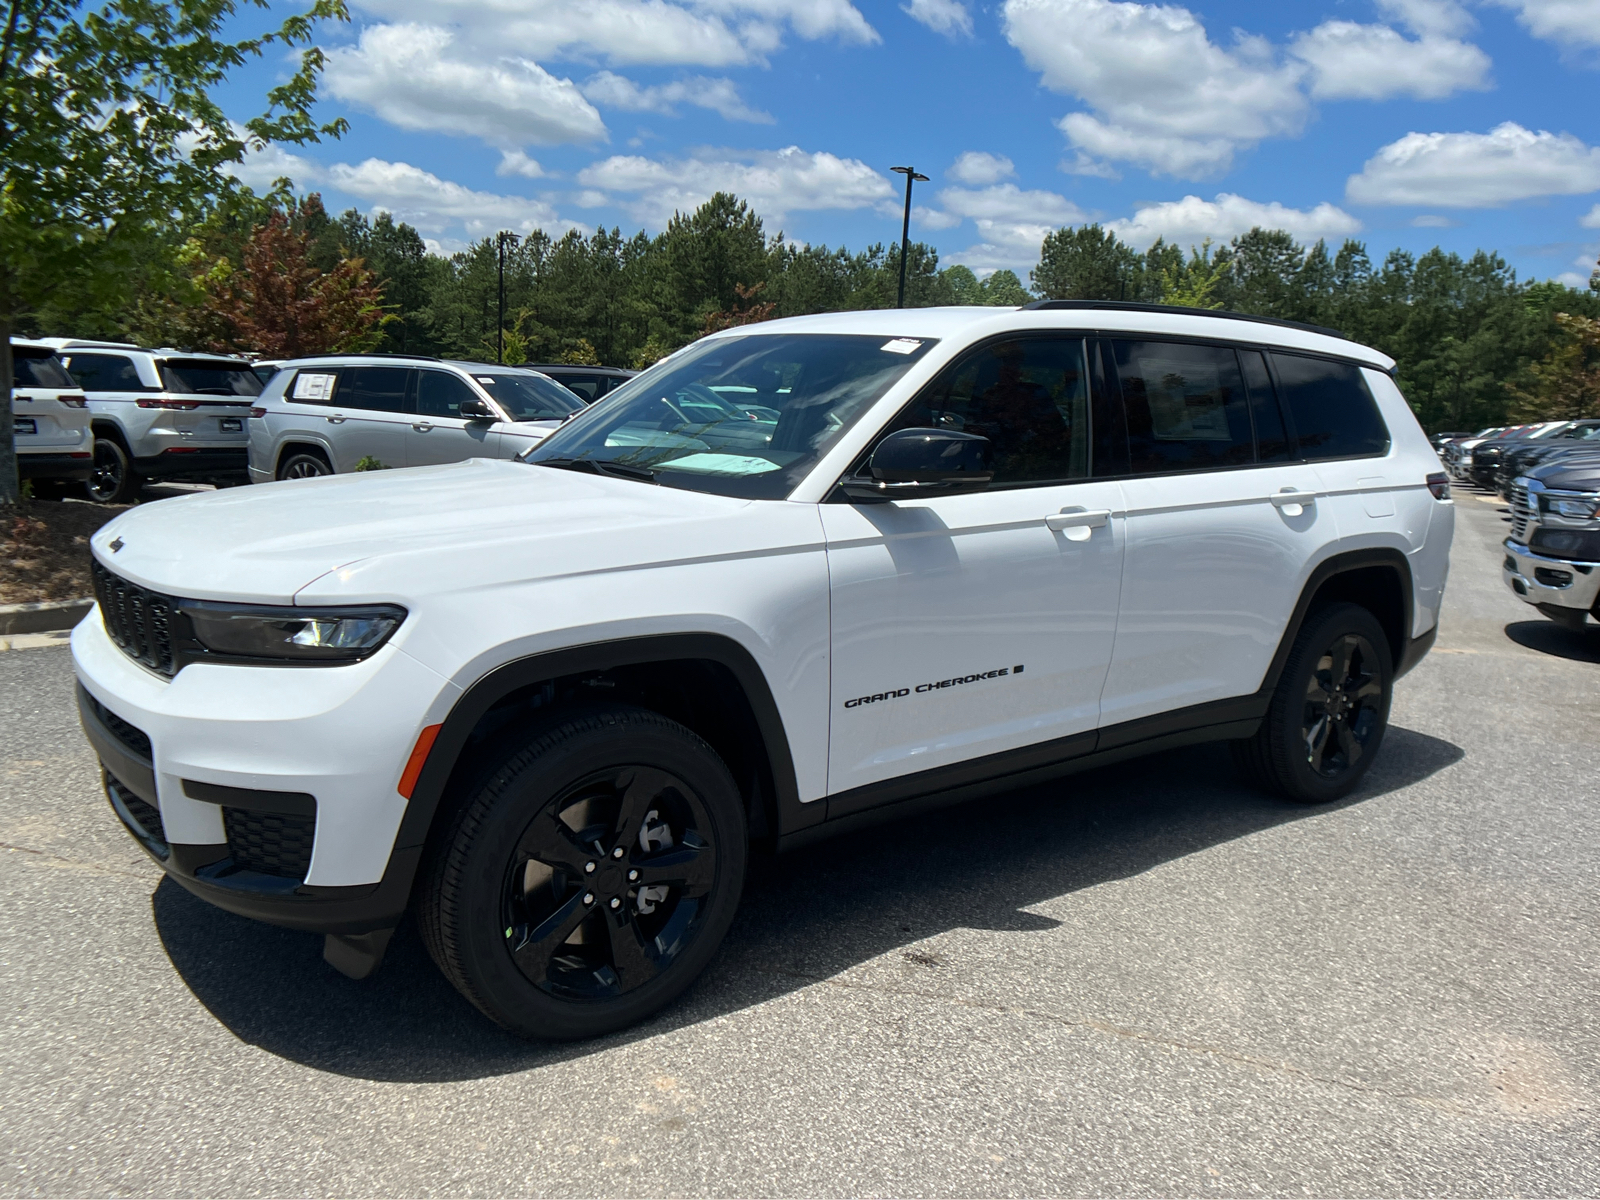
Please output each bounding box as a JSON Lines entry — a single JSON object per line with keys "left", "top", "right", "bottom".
{"left": 517, "top": 362, "right": 636, "bottom": 372}
{"left": 1020, "top": 299, "right": 1345, "bottom": 340}
{"left": 289, "top": 352, "right": 443, "bottom": 362}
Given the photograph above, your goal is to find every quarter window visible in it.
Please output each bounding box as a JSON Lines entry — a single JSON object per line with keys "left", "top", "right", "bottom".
{"left": 896, "top": 337, "right": 1089, "bottom": 486}
{"left": 1270, "top": 353, "right": 1390, "bottom": 461}
{"left": 1111, "top": 340, "right": 1253, "bottom": 474}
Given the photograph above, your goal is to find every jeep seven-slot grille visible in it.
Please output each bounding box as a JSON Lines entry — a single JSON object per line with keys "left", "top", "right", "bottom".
{"left": 224, "top": 808, "right": 315, "bottom": 880}
{"left": 91, "top": 560, "right": 178, "bottom": 675}
{"left": 1509, "top": 482, "right": 1536, "bottom": 543}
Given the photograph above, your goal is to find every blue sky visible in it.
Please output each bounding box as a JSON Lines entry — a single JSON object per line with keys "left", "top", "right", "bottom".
{"left": 221, "top": 0, "right": 1600, "bottom": 287}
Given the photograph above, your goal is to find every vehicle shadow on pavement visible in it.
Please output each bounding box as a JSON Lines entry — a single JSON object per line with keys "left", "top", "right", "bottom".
{"left": 153, "top": 726, "right": 1463, "bottom": 1083}
{"left": 1504, "top": 620, "right": 1600, "bottom": 663}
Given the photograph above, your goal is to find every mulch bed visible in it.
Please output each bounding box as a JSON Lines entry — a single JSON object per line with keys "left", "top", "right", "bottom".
{"left": 1, "top": 499, "right": 130, "bottom": 605}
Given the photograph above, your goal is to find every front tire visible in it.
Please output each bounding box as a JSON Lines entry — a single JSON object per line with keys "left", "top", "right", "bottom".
{"left": 1234, "top": 602, "right": 1393, "bottom": 803}
{"left": 418, "top": 707, "right": 747, "bottom": 1039}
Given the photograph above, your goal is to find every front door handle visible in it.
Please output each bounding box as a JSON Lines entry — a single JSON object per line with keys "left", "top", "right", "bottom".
{"left": 326, "top": 414, "right": 346, "bottom": 424}
{"left": 412, "top": 422, "right": 433, "bottom": 432}
{"left": 1046, "top": 508, "right": 1111, "bottom": 532}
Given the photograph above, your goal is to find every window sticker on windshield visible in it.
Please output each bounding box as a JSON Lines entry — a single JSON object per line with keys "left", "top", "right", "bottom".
{"left": 292, "top": 372, "right": 336, "bottom": 401}
{"left": 881, "top": 339, "right": 922, "bottom": 355}
{"left": 658, "top": 453, "right": 781, "bottom": 476}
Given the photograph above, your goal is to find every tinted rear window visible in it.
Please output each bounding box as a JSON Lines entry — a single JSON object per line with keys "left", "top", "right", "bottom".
{"left": 339, "top": 367, "right": 413, "bottom": 412}
{"left": 13, "top": 349, "right": 75, "bottom": 389}
{"left": 160, "top": 360, "right": 263, "bottom": 397}
{"left": 1271, "top": 353, "right": 1390, "bottom": 461}
{"left": 1112, "top": 340, "right": 1254, "bottom": 474}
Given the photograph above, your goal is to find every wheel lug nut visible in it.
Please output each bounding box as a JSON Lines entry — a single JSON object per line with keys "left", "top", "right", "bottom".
{"left": 584, "top": 861, "right": 596, "bottom": 873}
{"left": 583, "top": 893, "right": 595, "bottom": 905}
{"left": 628, "top": 869, "right": 639, "bottom": 882}
{"left": 612, "top": 847, "right": 625, "bottom": 859}
{"left": 609, "top": 897, "right": 621, "bottom": 910}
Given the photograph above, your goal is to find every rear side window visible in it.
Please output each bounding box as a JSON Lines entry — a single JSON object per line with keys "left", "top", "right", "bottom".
{"left": 13, "top": 350, "right": 75, "bottom": 389}
{"left": 1270, "top": 353, "right": 1390, "bottom": 461}
{"left": 1111, "top": 340, "right": 1253, "bottom": 474}
{"left": 895, "top": 336, "right": 1090, "bottom": 486}
{"left": 1239, "top": 350, "right": 1292, "bottom": 463}
{"left": 63, "top": 353, "right": 145, "bottom": 391}
{"left": 160, "top": 360, "right": 263, "bottom": 397}
{"left": 339, "top": 367, "right": 413, "bottom": 412}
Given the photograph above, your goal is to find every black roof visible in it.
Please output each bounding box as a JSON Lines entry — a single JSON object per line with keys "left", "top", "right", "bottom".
{"left": 1020, "top": 299, "right": 1344, "bottom": 340}
{"left": 519, "top": 362, "right": 638, "bottom": 374}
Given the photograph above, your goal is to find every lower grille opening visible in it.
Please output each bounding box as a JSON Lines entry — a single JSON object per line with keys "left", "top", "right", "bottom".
{"left": 223, "top": 808, "right": 315, "bottom": 880}
{"left": 81, "top": 688, "right": 153, "bottom": 759}
{"left": 106, "top": 774, "right": 168, "bottom": 857}
{"left": 1535, "top": 567, "right": 1574, "bottom": 588}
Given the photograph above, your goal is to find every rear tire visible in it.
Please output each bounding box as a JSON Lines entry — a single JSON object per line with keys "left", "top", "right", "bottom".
{"left": 1233, "top": 602, "right": 1393, "bottom": 804}
{"left": 86, "top": 437, "right": 139, "bottom": 504}
{"left": 418, "top": 706, "right": 747, "bottom": 1040}
{"left": 278, "top": 451, "right": 332, "bottom": 481}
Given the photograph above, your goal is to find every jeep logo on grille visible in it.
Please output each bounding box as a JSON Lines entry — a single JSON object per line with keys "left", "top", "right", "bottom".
{"left": 108, "top": 537, "right": 124, "bottom": 553}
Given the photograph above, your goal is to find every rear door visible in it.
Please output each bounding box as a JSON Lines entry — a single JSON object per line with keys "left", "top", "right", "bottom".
{"left": 325, "top": 366, "right": 413, "bottom": 471}
{"left": 1096, "top": 339, "right": 1334, "bottom": 728}
{"left": 408, "top": 369, "right": 502, "bottom": 465}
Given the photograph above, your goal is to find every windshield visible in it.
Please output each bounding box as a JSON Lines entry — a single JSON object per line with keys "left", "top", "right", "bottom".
{"left": 161, "top": 360, "right": 263, "bottom": 397}
{"left": 12, "top": 349, "right": 75, "bottom": 389}
{"left": 470, "top": 372, "right": 584, "bottom": 421}
{"left": 524, "top": 333, "right": 937, "bottom": 499}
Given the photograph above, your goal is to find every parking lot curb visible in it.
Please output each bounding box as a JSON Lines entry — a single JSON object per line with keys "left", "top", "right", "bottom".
{"left": 0, "top": 598, "right": 93, "bottom": 636}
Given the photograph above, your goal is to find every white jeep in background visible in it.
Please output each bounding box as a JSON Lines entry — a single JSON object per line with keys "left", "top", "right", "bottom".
{"left": 73, "top": 301, "right": 1454, "bottom": 1039}
{"left": 10, "top": 338, "right": 92, "bottom": 490}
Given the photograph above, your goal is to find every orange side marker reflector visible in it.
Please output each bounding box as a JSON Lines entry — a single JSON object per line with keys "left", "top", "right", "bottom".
{"left": 398, "top": 723, "right": 443, "bottom": 799}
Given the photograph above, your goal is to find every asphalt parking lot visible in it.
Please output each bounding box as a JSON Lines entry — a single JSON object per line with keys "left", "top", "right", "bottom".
{"left": 2, "top": 494, "right": 1596, "bottom": 1197}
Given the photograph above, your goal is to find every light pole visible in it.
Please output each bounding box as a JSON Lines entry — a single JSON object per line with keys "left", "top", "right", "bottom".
{"left": 890, "top": 165, "right": 928, "bottom": 309}
{"left": 496, "top": 230, "right": 518, "bottom": 364}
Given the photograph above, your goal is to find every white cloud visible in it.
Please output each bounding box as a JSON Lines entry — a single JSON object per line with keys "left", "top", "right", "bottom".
{"left": 1377, "top": 0, "right": 1475, "bottom": 38}
{"left": 1289, "top": 20, "right": 1490, "bottom": 100}
{"left": 947, "top": 151, "right": 1015, "bottom": 186}
{"left": 1001, "top": 0, "right": 1307, "bottom": 179}
{"left": 1555, "top": 271, "right": 1590, "bottom": 287}
{"left": 496, "top": 150, "right": 546, "bottom": 179}
{"left": 225, "top": 139, "right": 320, "bottom": 192}
{"left": 1582, "top": 204, "right": 1600, "bottom": 227}
{"left": 325, "top": 158, "right": 585, "bottom": 240}
{"left": 347, "top": 0, "right": 878, "bottom": 68}
{"left": 1106, "top": 193, "right": 1361, "bottom": 250}
{"left": 580, "top": 70, "right": 773, "bottom": 123}
{"left": 936, "top": 183, "right": 1088, "bottom": 273}
{"left": 576, "top": 145, "right": 893, "bottom": 226}
{"left": 325, "top": 24, "right": 605, "bottom": 148}
{"left": 1346, "top": 122, "right": 1600, "bottom": 207}
{"left": 1060, "top": 151, "right": 1121, "bottom": 179}
{"left": 903, "top": 0, "right": 973, "bottom": 37}
{"left": 1487, "top": 0, "right": 1600, "bottom": 51}
{"left": 1410, "top": 213, "right": 1457, "bottom": 227}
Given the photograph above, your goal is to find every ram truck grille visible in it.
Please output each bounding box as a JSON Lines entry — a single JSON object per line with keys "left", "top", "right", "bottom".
{"left": 1509, "top": 482, "right": 1536, "bottom": 543}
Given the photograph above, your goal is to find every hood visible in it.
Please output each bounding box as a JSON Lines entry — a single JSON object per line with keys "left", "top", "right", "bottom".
{"left": 90, "top": 458, "right": 764, "bottom": 604}
{"left": 1535, "top": 460, "right": 1600, "bottom": 493}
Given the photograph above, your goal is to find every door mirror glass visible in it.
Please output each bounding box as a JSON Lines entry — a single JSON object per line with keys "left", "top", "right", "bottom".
{"left": 843, "top": 428, "right": 993, "bottom": 499}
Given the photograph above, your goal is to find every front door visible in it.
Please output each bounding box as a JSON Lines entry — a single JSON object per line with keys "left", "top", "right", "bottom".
{"left": 408, "top": 370, "right": 502, "bottom": 466}
{"left": 823, "top": 335, "right": 1126, "bottom": 799}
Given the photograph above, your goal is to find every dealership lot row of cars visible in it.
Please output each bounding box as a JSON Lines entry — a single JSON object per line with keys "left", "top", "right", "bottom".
{"left": 1435, "top": 420, "right": 1600, "bottom": 631}
{"left": 8, "top": 338, "right": 637, "bottom": 502}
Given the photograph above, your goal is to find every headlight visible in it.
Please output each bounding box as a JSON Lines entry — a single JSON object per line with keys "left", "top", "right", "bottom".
{"left": 1543, "top": 496, "right": 1600, "bottom": 520}
{"left": 180, "top": 601, "right": 406, "bottom": 663}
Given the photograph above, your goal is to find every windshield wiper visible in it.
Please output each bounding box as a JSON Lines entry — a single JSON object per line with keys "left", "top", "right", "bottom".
{"left": 532, "top": 457, "right": 657, "bottom": 482}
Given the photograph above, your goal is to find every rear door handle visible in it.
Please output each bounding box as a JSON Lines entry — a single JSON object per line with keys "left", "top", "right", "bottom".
{"left": 326, "top": 414, "right": 346, "bottom": 424}
{"left": 1046, "top": 508, "right": 1111, "bottom": 531}
{"left": 1269, "top": 489, "right": 1318, "bottom": 508}
{"left": 412, "top": 422, "right": 433, "bottom": 432}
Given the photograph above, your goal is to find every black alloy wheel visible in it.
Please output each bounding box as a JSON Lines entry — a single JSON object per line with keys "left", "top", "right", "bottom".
{"left": 419, "top": 706, "right": 746, "bottom": 1039}
{"left": 1233, "top": 602, "right": 1393, "bottom": 803}
{"left": 278, "top": 452, "right": 332, "bottom": 480}
{"left": 87, "top": 437, "right": 139, "bottom": 504}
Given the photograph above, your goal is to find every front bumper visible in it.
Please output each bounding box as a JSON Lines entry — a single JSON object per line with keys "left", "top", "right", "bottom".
{"left": 71, "top": 609, "right": 459, "bottom": 934}
{"left": 1502, "top": 538, "right": 1600, "bottom": 617}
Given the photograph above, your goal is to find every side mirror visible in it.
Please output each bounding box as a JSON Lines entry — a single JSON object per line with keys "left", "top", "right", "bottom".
{"left": 460, "top": 398, "right": 497, "bottom": 422}
{"left": 841, "top": 428, "right": 993, "bottom": 501}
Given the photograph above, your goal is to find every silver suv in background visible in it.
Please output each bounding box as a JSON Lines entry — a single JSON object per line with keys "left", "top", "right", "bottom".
{"left": 247, "top": 355, "right": 584, "bottom": 480}
{"left": 11, "top": 339, "right": 93, "bottom": 491}
{"left": 44, "top": 340, "right": 262, "bottom": 503}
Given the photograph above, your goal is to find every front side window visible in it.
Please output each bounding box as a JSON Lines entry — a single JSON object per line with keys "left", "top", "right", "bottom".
{"left": 13, "top": 350, "right": 74, "bottom": 389}
{"left": 1271, "top": 353, "right": 1390, "bottom": 461}
{"left": 525, "top": 333, "right": 937, "bottom": 499}
{"left": 470, "top": 372, "right": 583, "bottom": 421}
{"left": 1112, "top": 340, "right": 1254, "bottom": 474}
{"left": 890, "top": 336, "right": 1089, "bottom": 485}
{"left": 160, "top": 360, "right": 263, "bottom": 397}
{"left": 416, "top": 370, "right": 481, "bottom": 418}
{"left": 63, "top": 353, "right": 144, "bottom": 391}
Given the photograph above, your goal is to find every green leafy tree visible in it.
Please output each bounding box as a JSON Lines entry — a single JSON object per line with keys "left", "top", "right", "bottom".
{"left": 1032, "top": 224, "right": 1141, "bottom": 301}
{"left": 0, "top": 0, "right": 348, "bottom": 503}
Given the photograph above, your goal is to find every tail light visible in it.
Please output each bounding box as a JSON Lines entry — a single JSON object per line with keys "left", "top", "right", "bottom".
{"left": 136, "top": 398, "right": 201, "bottom": 411}
{"left": 1426, "top": 472, "right": 1451, "bottom": 500}
{"left": 249, "top": 407, "right": 267, "bottom": 419}
{"left": 58, "top": 394, "right": 88, "bottom": 408}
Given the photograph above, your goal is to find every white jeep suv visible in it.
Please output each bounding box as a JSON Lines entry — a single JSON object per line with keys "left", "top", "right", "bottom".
{"left": 73, "top": 303, "right": 1454, "bottom": 1039}
{"left": 44, "top": 340, "right": 262, "bottom": 503}
{"left": 11, "top": 338, "right": 93, "bottom": 489}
